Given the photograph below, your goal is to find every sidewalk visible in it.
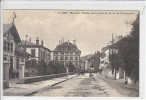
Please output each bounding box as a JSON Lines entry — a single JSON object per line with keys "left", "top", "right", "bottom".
{"left": 3, "top": 74, "right": 77, "bottom": 96}
{"left": 95, "top": 73, "right": 139, "bottom": 97}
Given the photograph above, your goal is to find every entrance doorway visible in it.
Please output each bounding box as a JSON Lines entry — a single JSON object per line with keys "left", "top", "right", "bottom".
{"left": 17, "top": 59, "right": 19, "bottom": 78}
{"left": 9, "top": 58, "right": 13, "bottom": 79}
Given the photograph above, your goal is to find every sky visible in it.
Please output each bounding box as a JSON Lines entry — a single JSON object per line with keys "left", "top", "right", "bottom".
{"left": 3, "top": 10, "right": 138, "bottom": 56}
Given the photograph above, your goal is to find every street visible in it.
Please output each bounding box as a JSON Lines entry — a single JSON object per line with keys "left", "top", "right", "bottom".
{"left": 32, "top": 73, "right": 133, "bottom": 97}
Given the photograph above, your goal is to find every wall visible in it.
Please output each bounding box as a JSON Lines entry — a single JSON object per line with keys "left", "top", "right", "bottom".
{"left": 3, "top": 30, "right": 16, "bottom": 79}
{"left": 26, "top": 47, "right": 39, "bottom": 58}
{"left": 53, "top": 52, "right": 80, "bottom": 68}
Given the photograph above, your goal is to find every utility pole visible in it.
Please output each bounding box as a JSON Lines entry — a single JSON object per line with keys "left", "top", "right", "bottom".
{"left": 25, "top": 35, "right": 29, "bottom": 76}
{"left": 112, "top": 33, "right": 116, "bottom": 80}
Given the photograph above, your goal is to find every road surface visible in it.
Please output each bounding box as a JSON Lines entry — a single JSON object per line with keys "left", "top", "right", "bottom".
{"left": 32, "top": 73, "right": 125, "bottom": 97}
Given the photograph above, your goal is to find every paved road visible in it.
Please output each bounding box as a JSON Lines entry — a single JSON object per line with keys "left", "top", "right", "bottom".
{"left": 33, "top": 73, "right": 124, "bottom": 97}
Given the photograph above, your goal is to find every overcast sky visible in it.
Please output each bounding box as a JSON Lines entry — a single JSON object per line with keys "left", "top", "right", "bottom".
{"left": 3, "top": 10, "right": 138, "bottom": 56}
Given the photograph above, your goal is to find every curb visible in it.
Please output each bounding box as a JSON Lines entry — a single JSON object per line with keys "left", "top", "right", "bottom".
{"left": 51, "top": 75, "right": 77, "bottom": 86}
{"left": 25, "top": 75, "right": 77, "bottom": 96}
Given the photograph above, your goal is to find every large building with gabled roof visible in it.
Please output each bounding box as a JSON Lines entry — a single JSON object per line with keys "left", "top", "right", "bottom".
{"left": 53, "top": 40, "right": 81, "bottom": 72}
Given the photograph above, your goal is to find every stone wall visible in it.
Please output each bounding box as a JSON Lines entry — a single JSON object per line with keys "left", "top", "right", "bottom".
{"left": 18, "top": 72, "right": 73, "bottom": 84}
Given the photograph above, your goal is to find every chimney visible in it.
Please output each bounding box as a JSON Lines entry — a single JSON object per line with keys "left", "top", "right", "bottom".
{"left": 41, "top": 40, "right": 44, "bottom": 46}
{"left": 68, "top": 40, "right": 70, "bottom": 45}
{"left": 63, "top": 38, "right": 64, "bottom": 43}
{"left": 36, "top": 37, "right": 39, "bottom": 45}
{"left": 73, "top": 39, "right": 76, "bottom": 45}
{"left": 29, "top": 37, "right": 31, "bottom": 42}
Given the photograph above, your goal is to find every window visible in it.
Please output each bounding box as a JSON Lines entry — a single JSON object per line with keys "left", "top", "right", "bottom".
{"left": 60, "top": 56, "right": 64, "bottom": 60}
{"left": 54, "top": 52, "right": 58, "bottom": 54}
{"left": 70, "top": 52, "right": 73, "bottom": 55}
{"left": 48, "top": 54, "right": 50, "bottom": 59}
{"left": 65, "top": 57, "right": 68, "bottom": 60}
{"left": 75, "top": 57, "right": 78, "bottom": 60}
{"left": 41, "top": 51, "right": 43, "bottom": 57}
{"left": 3, "top": 57, "right": 7, "bottom": 61}
{"left": 8, "top": 42, "right": 10, "bottom": 52}
{"left": 75, "top": 52, "right": 78, "bottom": 54}
{"left": 31, "top": 49, "right": 36, "bottom": 57}
{"left": 60, "top": 47, "right": 64, "bottom": 50}
{"left": 65, "top": 47, "right": 68, "bottom": 50}
{"left": 31, "top": 60, "right": 36, "bottom": 67}
{"left": 8, "top": 32, "right": 10, "bottom": 37}
{"left": 17, "top": 59, "right": 19, "bottom": 69}
{"left": 65, "top": 51, "right": 69, "bottom": 55}
{"left": 3, "top": 40, "right": 7, "bottom": 50}
{"left": 101, "top": 61, "right": 104, "bottom": 64}
{"left": 55, "top": 56, "right": 58, "bottom": 60}
{"left": 61, "top": 52, "right": 64, "bottom": 55}
{"left": 70, "top": 57, "right": 73, "bottom": 60}
{"left": 46, "top": 53, "right": 47, "bottom": 59}
{"left": 21, "top": 59, "right": 24, "bottom": 62}
{"left": 11, "top": 43, "right": 13, "bottom": 53}
{"left": 75, "top": 62, "right": 78, "bottom": 66}
{"left": 105, "top": 62, "right": 108, "bottom": 64}
{"left": 43, "top": 52, "right": 45, "bottom": 58}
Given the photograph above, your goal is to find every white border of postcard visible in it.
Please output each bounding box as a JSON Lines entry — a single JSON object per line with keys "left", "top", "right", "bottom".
{"left": 0, "top": 1, "right": 146, "bottom": 100}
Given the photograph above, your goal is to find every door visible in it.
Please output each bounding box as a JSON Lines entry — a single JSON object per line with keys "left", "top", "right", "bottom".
{"left": 9, "top": 58, "right": 13, "bottom": 78}
{"left": 17, "top": 59, "right": 19, "bottom": 77}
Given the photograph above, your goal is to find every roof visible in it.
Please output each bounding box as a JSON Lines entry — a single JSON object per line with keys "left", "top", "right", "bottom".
{"left": 3, "top": 23, "right": 21, "bottom": 43}
{"left": 54, "top": 41, "right": 81, "bottom": 52}
{"left": 19, "top": 40, "right": 36, "bottom": 46}
{"left": 15, "top": 48, "right": 31, "bottom": 57}
{"left": 101, "top": 45, "right": 109, "bottom": 52}
{"left": 90, "top": 54, "right": 100, "bottom": 59}
{"left": 108, "top": 38, "right": 124, "bottom": 49}
{"left": 18, "top": 40, "right": 52, "bottom": 52}
{"left": 108, "top": 36, "right": 124, "bottom": 49}
{"left": 3, "top": 24, "right": 13, "bottom": 34}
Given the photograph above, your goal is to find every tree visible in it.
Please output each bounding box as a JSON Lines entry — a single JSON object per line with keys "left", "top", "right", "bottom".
{"left": 67, "top": 62, "right": 75, "bottom": 72}
{"left": 109, "top": 52, "right": 124, "bottom": 79}
{"left": 48, "top": 61, "right": 56, "bottom": 74}
{"left": 60, "top": 63, "right": 66, "bottom": 73}
{"left": 118, "top": 14, "right": 139, "bottom": 83}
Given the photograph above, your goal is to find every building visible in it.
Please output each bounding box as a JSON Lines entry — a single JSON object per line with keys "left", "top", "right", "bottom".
{"left": 108, "top": 39, "right": 124, "bottom": 79}
{"left": 18, "top": 38, "right": 52, "bottom": 76}
{"left": 88, "top": 52, "right": 100, "bottom": 72}
{"left": 99, "top": 46, "right": 112, "bottom": 77}
{"left": 85, "top": 59, "right": 90, "bottom": 72}
{"left": 79, "top": 60, "right": 85, "bottom": 71}
{"left": 53, "top": 40, "right": 81, "bottom": 72}
{"left": 3, "top": 23, "right": 31, "bottom": 89}
{"left": 99, "top": 35, "right": 124, "bottom": 79}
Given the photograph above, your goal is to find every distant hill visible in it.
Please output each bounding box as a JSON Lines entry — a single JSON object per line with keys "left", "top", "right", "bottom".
{"left": 80, "top": 54, "right": 94, "bottom": 62}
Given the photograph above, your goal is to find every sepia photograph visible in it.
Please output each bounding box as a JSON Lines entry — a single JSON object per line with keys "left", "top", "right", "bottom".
{"left": 2, "top": 9, "right": 139, "bottom": 97}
